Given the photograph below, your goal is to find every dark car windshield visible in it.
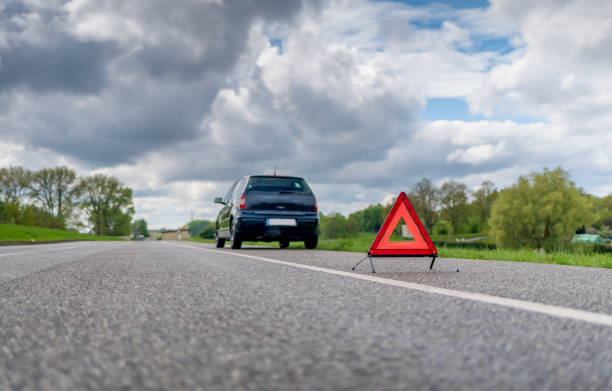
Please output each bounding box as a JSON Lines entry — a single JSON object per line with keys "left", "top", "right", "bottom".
{"left": 245, "top": 177, "right": 313, "bottom": 194}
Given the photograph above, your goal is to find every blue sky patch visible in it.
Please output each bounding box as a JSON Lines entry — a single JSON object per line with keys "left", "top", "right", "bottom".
{"left": 378, "top": 0, "right": 489, "bottom": 10}
{"left": 410, "top": 18, "right": 445, "bottom": 30}
{"left": 423, "top": 97, "right": 482, "bottom": 121}
{"left": 423, "top": 97, "right": 543, "bottom": 123}
{"left": 269, "top": 38, "right": 283, "bottom": 54}
{"left": 466, "top": 37, "right": 515, "bottom": 55}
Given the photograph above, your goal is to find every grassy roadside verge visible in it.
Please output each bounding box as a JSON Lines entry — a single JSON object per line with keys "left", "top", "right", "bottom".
{"left": 435, "top": 247, "right": 612, "bottom": 268}
{"left": 186, "top": 235, "right": 612, "bottom": 269}
{"left": 0, "top": 223, "right": 123, "bottom": 244}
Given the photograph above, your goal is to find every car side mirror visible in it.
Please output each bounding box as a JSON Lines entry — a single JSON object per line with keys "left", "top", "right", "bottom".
{"left": 214, "top": 197, "right": 225, "bottom": 204}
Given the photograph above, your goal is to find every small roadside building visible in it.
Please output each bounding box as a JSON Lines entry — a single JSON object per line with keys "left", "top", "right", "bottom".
{"left": 161, "top": 229, "right": 191, "bottom": 241}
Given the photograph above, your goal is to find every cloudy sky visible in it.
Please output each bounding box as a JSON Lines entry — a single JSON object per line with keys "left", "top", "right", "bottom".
{"left": 1, "top": 0, "right": 611, "bottom": 228}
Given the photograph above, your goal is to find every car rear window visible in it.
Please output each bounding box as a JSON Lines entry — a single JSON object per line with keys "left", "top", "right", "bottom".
{"left": 245, "top": 177, "right": 313, "bottom": 194}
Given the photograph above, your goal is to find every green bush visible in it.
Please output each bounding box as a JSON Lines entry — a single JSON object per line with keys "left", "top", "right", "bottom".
{"left": 433, "top": 219, "right": 452, "bottom": 235}
{"left": 189, "top": 219, "right": 213, "bottom": 237}
{"left": 0, "top": 201, "right": 64, "bottom": 229}
{"left": 320, "top": 213, "right": 358, "bottom": 239}
{"left": 490, "top": 168, "right": 594, "bottom": 249}
{"left": 199, "top": 224, "right": 215, "bottom": 239}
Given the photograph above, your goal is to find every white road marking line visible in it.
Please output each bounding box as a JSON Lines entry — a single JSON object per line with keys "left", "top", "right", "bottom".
{"left": 163, "top": 242, "right": 612, "bottom": 328}
{"left": 0, "top": 242, "right": 122, "bottom": 258}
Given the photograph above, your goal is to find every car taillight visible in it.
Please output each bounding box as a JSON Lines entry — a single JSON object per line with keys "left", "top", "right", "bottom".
{"left": 239, "top": 195, "right": 246, "bottom": 209}
{"left": 313, "top": 196, "right": 318, "bottom": 212}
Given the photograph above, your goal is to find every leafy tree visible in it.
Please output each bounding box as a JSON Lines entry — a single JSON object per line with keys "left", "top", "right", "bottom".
{"left": 597, "top": 225, "right": 612, "bottom": 239}
{"left": 132, "top": 218, "right": 149, "bottom": 237}
{"left": 433, "top": 219, "right": 453, "bottom": 238}
{"left": 345, "top": 216, "right": 360, "bottom": 236}
{"left": 489, "top": 167, "right": 594, "bottom": 250}
{"left": 78, "top": 174, "right": 134, "bottom": 236}
{"left": 30, "top": 166, "right": 79, "bottom": 228}
{"left": 347, "top": 210, "right": 363, "bottom": 231}
{"left": 65, "top": 208, "right": 87, "bottom": 232}
{"left": 108, "top": 206, "right": 133, "bottom": 236}
{"left": 320, "top": 213, "right": 348, "bottom": 239}
{"left": 408, "top": 178, "right": 439, "bottom": 232}
{"left": 21, "top": 204, "right": 61, "bottom": 228}
{"left": 471, "top": 180, "right": 497, "bottom": 225}
{"left": 439, "top": 180, "right": 468, "bottom": 233}
{"left": 360, "top": 204, "right": 386, "bottom": 233}
{"left": 188, "top": 219, "right": 212, "bottom": 237}
{"left": 593, "top": 195, "right": 612, "bottom": 229}
{"left": 464, "top": 216, "right": 482, "bottom": 234}
{"left": 0, "top": 200, "right": 20, "bottom": 224}
{"left": 0, "top": 166, "right": 33, "bottom": 204}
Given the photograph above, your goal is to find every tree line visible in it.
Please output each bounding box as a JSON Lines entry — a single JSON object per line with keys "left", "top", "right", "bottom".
{"left": 320, "top": 178, "right": 496, "bottom": 239}
{"left": 0, "top": 166, "right": 134, "bottom": 236}
{"left": 320, "top": 168, "right": 612, "bottom": 250}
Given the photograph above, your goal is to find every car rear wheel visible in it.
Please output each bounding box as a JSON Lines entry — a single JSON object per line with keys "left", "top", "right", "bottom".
{"left": 304, "top": 235, "right": 318, "bottom": 249}
{"left": 279, "top": 240, "right": 289, "bottom": 249}
{"left": 230, "top": 222, "right": 242, "bottom": 249}
{"left": 215, "top": 233, "right": 225, "bottom": 248}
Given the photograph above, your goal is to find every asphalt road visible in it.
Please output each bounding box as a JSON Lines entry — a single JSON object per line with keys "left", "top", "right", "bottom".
{"left": 1, "top": 241, "right": 611, "bottom": 390}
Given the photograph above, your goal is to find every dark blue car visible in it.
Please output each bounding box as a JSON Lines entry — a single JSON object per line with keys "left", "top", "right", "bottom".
{"left": 214, "top": 175, "right": 319, "bottom": 249}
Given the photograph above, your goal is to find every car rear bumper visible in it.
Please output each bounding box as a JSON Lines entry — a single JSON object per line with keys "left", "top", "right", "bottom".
{"left": 235, "top": 211, "right": 318, "bottom": 241}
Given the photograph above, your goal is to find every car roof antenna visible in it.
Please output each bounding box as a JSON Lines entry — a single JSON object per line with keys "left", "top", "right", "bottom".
{"left": 274, "top": 166, "right": 278, "bottom": 176}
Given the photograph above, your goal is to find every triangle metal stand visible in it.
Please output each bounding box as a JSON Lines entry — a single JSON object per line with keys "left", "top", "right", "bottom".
{"left": 352, "top": 254, "right": 437, "bottom": 273}
{"left": 429, "top": 255, "right": 437, "bottom": 270}
{"left": 352, "top": 255, "right": 375, "bottom": 273}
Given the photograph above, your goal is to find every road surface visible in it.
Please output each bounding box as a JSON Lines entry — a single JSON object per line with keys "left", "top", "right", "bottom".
{"left": 1, "top": 241, "right": 611, "bottom": 390}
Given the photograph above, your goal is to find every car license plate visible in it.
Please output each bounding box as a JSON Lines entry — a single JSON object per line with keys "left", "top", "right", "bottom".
{"left": 267, "top": 218, "right": 297, "bottom": 226}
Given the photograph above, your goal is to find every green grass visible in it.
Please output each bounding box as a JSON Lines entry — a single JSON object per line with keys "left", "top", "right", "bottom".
{"left": 437, "top": 247, "right": 612, "bottom": 268}
{"left": 0, "top": 223, "right": 124, "bottom": 243}
{"left": 187, "top": 238, "right": 215, "bottom": 244}
{"left": 187, "top": 233, "right": 612, "bottom": 269}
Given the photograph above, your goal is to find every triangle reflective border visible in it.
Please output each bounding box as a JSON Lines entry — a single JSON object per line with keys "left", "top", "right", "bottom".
{"left": 369, "top": 192, "right": 437, "bottom": 257}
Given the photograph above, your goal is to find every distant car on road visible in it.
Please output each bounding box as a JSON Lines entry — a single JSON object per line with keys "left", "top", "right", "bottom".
{"left": 214, "top": 175, "right": 319, "bottom": 249}
{"left": 571, "top": 234, "right": 604, "bottom": 243}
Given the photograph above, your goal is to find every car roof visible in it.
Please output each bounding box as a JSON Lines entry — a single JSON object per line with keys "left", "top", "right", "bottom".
{"left": 248, "top": 175, "right": 305, "bottom": 180}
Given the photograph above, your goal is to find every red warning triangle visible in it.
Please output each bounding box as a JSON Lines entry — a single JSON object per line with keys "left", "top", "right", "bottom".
{"left": 369, "top": 192, "right": 437, "bottom": 257}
